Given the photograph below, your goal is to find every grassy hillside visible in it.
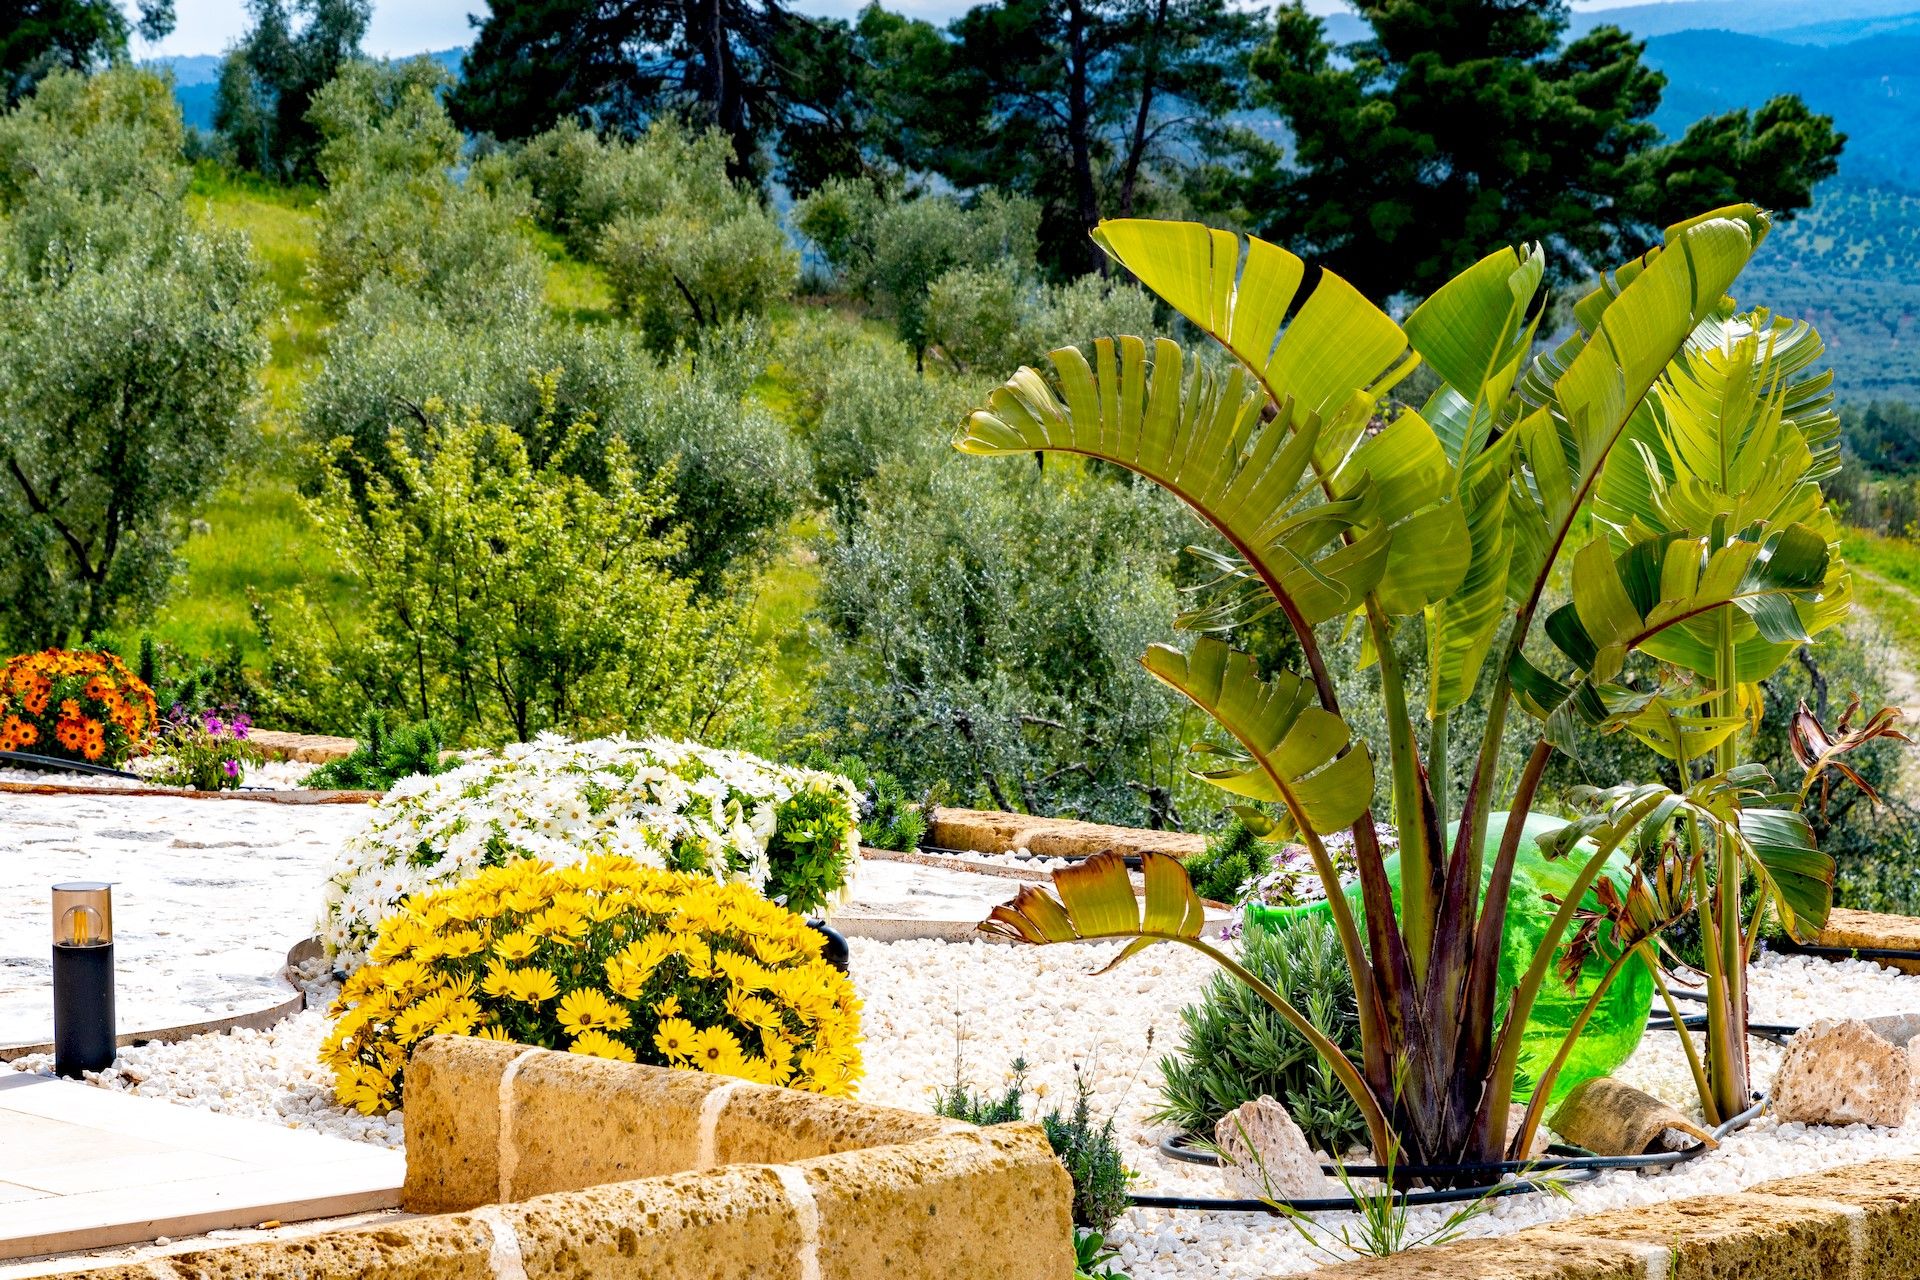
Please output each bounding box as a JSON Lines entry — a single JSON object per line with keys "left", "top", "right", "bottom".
{"left": 145, "top": 167, "right": 821, "bottom": 693}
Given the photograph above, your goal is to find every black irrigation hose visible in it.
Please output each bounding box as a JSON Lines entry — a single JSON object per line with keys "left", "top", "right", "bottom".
{"left": 0, "top": 748, "right": 142, "bottom": 781}
{"left": 1137, "top": 1101, "right": 1765, "bottom": 1215}
{"left": 1772, "top": 939, "right": 1920, "bottom": 965}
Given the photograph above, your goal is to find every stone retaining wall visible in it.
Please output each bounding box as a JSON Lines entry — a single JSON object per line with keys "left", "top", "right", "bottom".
{"left": 248, "top": 729, "right": 359, "bottom": 763}
{"left": 43, "top": 1037, "right": 1075, "bottom": 1280}
{"left": 1809, "top": 907, "right": 1920, "bottom": 975}
{"left": 928, "top": 805, "right": 1206, "bottom": 861}
{"left": 1287, "top": 1156, "right": 1920, "bottom": 1279}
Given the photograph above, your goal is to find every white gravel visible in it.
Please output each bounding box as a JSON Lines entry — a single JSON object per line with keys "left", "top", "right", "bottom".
{"left": 11, "top": 785, "right": 1920, "bottom": 1276}
{"left": 0, "top": 758, "right": 321, "bottom": 791}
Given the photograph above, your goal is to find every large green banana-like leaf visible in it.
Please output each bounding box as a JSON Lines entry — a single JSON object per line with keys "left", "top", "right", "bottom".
{"left": 1550, "top": 524, "right": 1832, "bottom": 685}
{"left": 1082, "top": 220, "right": 1468, "bottom": 614}
{"left": 1141, "top": 637, "right": 1373, "bottom": 836}
{"left": 957, "top": 335, "right": 1466, "bottom": 622}
{"left": 1426, "top": 434, "right": 1516, "bottom": 716}
{"left": 980, "top": 850, "right": 1206, "bottom": 971}
{"left": 1406, "top": 242, "right": 1546, "bottom": 469}
{"left": 1506, "top": 207, "right": 1773, "bottom": 602}
{"left": 1737, "top": 806, "right": 1833, "bottom": 935}
{"left": 1596, "top": 309, "right": 1841, "bottom": 545}
{"left": 1090, "top": 219, "right": 1415, "bottom": 457}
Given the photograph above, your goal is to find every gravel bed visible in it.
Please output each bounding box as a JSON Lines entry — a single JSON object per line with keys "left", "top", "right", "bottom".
{"left": 16, "top": 939, "right": 1920, "bottom": 1276}
{"left": 0, "top": 759, "right": 321, "bottom": 791}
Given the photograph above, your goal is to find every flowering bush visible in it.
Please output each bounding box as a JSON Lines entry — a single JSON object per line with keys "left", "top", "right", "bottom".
{"left": 142, "top": 708, "right": 265, "bottom": 791}
{"left": 320, "top": 855, "right": 863, "bottom": 1113}
{"left": 0, "top": 649, "right": 157, "bottom": 764}
{"left": 321, "top": 735, "right": 861, "bottom": 966}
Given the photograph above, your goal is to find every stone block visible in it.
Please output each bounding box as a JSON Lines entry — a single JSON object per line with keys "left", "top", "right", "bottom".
{"left": 1812, "top": 908, "right": 1920, "bottom": 975}
{"left": 926, "top": 807, "right": 1205, "bottom": 861}
{"left": 710, "top": 1082, "right": 952, "bottom": 1166}
{"left": 1772, "top": 1018, "right": 1914, "bottom": 1127}
{"left": 502, "top": 1165, "right": 807, "bottom": 1280}
{"left": 403, "top": 1036, "right": 525, "bottom": 1213}
{"left": 797, "top": 1123, "right": 1075, "bottom": 1280}
{"left": 139, "top": 1214, "right": 497, "bottom": 1280}
{"left": 1278, "top": 1230, "right": 1648, "bottom": 1279}
{"left": 1752, "top": 1158, "right": 1920, "bottom": 1280}
{"left": 248, "top": 729, "right": 359, "bottom": 764}
{"left": 1539, "top": 1191, "right": 1857, "bottom": 1280}
{"left": 500, "top": 1047, "right": 730, "bottom": 1197}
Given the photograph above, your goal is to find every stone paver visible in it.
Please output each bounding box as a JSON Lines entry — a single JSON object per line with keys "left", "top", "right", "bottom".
{"left": 0, "top": 1073, "right": 400, "bottom": 1260}
{"left": 0, "top": 795, "right": 369, "bottom": 1051}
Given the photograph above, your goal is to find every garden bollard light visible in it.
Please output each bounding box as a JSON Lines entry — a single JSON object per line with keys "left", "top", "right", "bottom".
{"left": 52, "top": 882, "right": 116, "bottom": 1078}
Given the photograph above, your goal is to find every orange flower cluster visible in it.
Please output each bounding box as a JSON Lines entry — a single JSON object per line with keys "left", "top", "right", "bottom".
{"left": 0, "top": 650, "right": 157, "bottom": 765}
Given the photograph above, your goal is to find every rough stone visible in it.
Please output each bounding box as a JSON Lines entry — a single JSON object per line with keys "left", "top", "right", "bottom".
{"left": 1753, "top": 1158, "right": 1920, "bottom": 1280}
{"left": 1772, "top": 1018, "right": 1915, "bottom": 1128}
{"left": 709, "top": 1079, "right": 952, "bottom": 1166}
{"left": 248, "top": 729, "right": 359, "bottom": 764}
{"left": 1813, "top": 908, "right": 1920, "bottom": 975}
{"left": 122, "top": 1214, "right": 498, "bottom": 1280}
{"left": 402, "top": 1036, "right": 518, "bottom": 1212}
{"left": 1287, "top": 1231, "right": 1649, "bottom": 1279}
{"left": 797, "top": 1124, "right": 1075, "bottom": 1280}
{"left": 1538, "top": 1191, "right": 1859, "bottom": 1280}
{"left": 501, "top": 1166, "right": 807, "bottom": 1280}
{"left": 1211, "top": 1096, "right": 1335, "bottom": 1199}
{"left": 927, "top": 806, "right": 1205, "bottom": 861}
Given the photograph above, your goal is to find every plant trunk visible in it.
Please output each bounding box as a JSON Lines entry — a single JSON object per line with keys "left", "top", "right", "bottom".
{"left": 1116, "top": 0, "right": 1167, "bottom": 219}
{"left": 1065, "top": 0, "right": 1104, "bottom": 276}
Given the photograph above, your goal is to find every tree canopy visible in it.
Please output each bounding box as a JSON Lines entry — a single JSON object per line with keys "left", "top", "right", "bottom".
{"left": 1, "top": 0, "right": 174, "bottom": 106}
{"left": 213, "top": 0, "right": 370, "bottom": 182}
{"left": 1234, "top": 0, "right": 1845, "bottom": 298}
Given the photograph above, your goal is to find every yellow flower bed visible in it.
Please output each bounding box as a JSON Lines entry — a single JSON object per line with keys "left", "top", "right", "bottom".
{"left": 321, "top": 854, "right": 863, "bottom": 1113}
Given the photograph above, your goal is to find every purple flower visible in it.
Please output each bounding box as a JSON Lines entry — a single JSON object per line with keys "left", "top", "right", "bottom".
{"left": 204, "top": 713, "right": 224, "bottom": 735}
{"left": 222, "top": 758, "right": 240, "bottom": 779}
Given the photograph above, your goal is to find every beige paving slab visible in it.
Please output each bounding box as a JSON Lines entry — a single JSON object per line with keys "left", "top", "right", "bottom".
{"left": 0, "top": 1075, "right": 401, "bottom": 1260}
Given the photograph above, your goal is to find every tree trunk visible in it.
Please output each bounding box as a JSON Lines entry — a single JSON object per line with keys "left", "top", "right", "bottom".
{"left": 1117, "top": 0, "right": 1168, "bottom": 219}
{"left": 686, "top": 0, "right": 758, "bottom": 182}
{"left": 1065, "top": 0, "right": 1104, "bottom": 275}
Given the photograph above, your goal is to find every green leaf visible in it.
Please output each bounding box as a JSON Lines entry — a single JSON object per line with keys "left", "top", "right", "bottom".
{"left": 1736, "top": 806, "right": 1833, "bottom": 935}
{"left": 1142, "top": 637, "right": 1373, "bottom": 836}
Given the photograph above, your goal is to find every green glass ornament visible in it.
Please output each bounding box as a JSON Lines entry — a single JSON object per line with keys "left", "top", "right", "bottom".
{"left": 1245, "top": 811, "right": 1652, "bottom": 1105}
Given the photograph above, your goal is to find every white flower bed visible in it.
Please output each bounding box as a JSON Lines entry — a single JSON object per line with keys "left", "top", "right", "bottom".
{"left": 320, "top": 734, "right": 859, "bottom": 966}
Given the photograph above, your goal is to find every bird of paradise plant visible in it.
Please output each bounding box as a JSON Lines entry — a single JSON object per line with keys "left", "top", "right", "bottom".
{"left": 962, "top": 206, "right": 1845, "bottom": 1170}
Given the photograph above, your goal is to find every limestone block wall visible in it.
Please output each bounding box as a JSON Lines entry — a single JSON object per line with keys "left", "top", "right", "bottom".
{"left": 928, "top": 805, "right": 1206, "bottom": 861}
{"left": 45, "top": 1037, "right": 1075, "bottom": 1280}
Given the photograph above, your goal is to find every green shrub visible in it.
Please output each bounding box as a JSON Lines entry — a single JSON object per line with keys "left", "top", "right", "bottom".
{"left": 809, "top": 453, "right": 1190, "bottom": 825}
{"left": 303, "top": 293, "right": 803, "bottom": 587}
{"left": 306, "top": 60, "right": 541, "bottom": 319}
{"left": 303, "top": 709, "right": 454, "bottom": 790}
{"left": 934, "top": 1058, "right": 1131, "bottom": 1232}
{"left": 925, "top": 266, "right": 1158, "bottom": 375}
{"left": 0, "top": 68, "right": 267, "bottom": 648}
{"left": 1153, "top": 911, "right": 1366, "bottom": 1154}
{"left": 786, "top": 750, "right": 929, "bottom": 851}
{"left": 263, "top": 377, "right": 770, "bottom": 744}
{"left": 1183, "top": 816, "right": 1261, "bottom": 904}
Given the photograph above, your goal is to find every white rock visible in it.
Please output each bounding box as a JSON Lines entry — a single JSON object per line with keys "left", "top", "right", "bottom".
{"left": 1211, "top": 1096, "right": 1336, "bottom": 1200}
{"left": 1772, "top": 1017, "right": 1914, "bottom": 1128}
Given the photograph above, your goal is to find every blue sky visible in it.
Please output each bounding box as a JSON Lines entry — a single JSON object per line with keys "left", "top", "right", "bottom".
{"left": 133, "top": 0, "right": 1683, "bottom": 60}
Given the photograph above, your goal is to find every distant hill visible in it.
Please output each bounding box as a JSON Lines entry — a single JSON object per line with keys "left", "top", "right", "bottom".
{"left": 1568, "top": 0, "right": 1920, "bottom": 40}
{"left": 145, "top": 48, "right": 465, "bottom": 134}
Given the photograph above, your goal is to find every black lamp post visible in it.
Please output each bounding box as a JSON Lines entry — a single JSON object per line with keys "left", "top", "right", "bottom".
{"left": 52, "top": 882, "right": 116, "bottom": 1077}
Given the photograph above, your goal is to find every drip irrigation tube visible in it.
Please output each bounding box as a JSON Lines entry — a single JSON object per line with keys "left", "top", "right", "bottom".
{"left": 1137, "top": 1101, "right": 1763, "bottom": 1215}
{"left": 0, "top": 749, "right": 142, "bottom": 780}
{"left": 1772, "top": 939, "right": 1920, "bottom": 965}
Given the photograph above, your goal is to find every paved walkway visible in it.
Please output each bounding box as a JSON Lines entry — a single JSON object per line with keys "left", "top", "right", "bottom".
{"left": 0, "top": 795, "right": 369, "bottom": 1052}
{"left": 0, "top": 1073, "right": 400, "bottom": 1260}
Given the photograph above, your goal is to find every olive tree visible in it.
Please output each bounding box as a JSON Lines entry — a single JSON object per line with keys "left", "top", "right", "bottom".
{"left": 0, "top": 68, "right": 266, "bottom": 649}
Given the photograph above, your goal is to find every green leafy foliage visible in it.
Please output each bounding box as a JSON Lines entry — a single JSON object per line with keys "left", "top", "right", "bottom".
{"left": 788, "top": 751, "right": 929, "bottom": 852}
{"left": 212, "top": 0, "right": 369, "bottom": 182}
{"left": 262, "top": 379, "right": 770, "bottom": 744}
{"left": 303, "top": 709, "right": 455, "bottom": 791}
{"left": 1, "top": 0, "right": 172, "bottom": 107}
{"left": 1183, "top": 816, "right": 1261, "bottom": 903}
{"left": 302, "top": 289, "right": 803, "bottom": 587}
{"left": 1154, "top": 911, "right": 1365, "bottom": 1153}
{"left": 809, "top": 454, "right": 1189, "bottom": 826}
{"left": 1232, "top": 1, "right": 1842, "bottom": 298}
{"left": 307, "top": 59, "right": 541, "bottom": 319}
{"left": 517, "top": 119, "right": 796, "bottom": 351}
{"left": 0, "top": 68, "right": 268, "bottom": 649}
{"left": 933, "top": 1058, "right": 1131, "bottom": 1233}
